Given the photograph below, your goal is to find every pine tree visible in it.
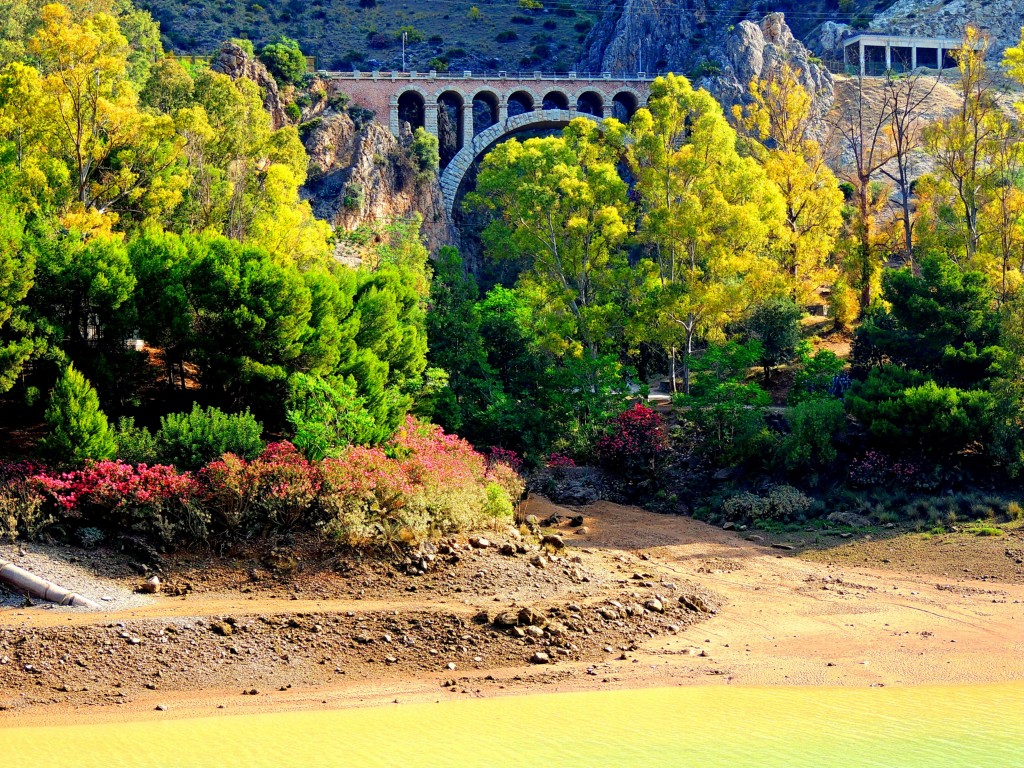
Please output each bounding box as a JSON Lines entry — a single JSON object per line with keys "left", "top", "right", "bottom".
{"left": 41, "top": 365, "right": 117, "bottom": 465}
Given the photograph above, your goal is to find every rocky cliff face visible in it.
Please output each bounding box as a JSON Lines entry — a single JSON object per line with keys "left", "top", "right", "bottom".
{"left": 302, "top": 113, "right": 454, "bottom": 254}
{"left": 211, "top": 42, "right": 288, "bottom": 130}
{"left": 871, "top": 0, "right": 1024, "bottom": 57}
{"left": 580, "top": 8, "right": 835, "bottom": 127}
{"left": 702, "top": 14, "right": 835, "bottom": 131}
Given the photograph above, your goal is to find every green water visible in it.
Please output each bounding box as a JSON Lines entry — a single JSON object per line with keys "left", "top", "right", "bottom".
{"left": 3, "top": 684, "right": 1024, "bottom": 767}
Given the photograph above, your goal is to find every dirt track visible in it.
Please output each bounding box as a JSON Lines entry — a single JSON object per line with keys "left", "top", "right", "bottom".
{"left": 2, "top": 498, "right": 1023, "bottom": 726}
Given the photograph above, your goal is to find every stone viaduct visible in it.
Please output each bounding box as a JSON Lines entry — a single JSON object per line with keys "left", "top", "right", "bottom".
{"left": 323, "top": 71, "right": 654, "bottom": 215}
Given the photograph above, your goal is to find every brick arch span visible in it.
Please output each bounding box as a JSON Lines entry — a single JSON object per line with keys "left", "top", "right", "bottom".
{"left": 439, "top": 110, "right": 604, "bottom": 216}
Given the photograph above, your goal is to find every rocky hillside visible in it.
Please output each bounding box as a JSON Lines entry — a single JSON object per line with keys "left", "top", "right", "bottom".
{"left": 303, "top": 114, "right": 454, "bottom": 255}
{"left": 871, "top": 0, "right": 1023, "bottom": 56}
{"left": 210, "top": 41, "right": 454, "bottom": 256}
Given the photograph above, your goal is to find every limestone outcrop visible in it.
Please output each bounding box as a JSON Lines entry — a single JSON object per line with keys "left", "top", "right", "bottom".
{"left": 702, "top": 14, "right": 835, "bottom": 134}
{"left": 302, "top": 112, "right": 454, "bottom": 254}
{"left": 211, "top": 42, "right": 287, "bottom": 129}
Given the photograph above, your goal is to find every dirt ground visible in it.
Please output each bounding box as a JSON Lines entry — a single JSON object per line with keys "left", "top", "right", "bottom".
{"left": 2, "top": 497, "right": 1024, "bottom": 727}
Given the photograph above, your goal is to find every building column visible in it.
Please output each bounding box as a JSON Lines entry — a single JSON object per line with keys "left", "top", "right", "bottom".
{"left": 911, "top": 46, "right": 917, "bottom": 70}
{"left": 461, "top": 103, "right": 474, "bottom": 144}
{"left": 938, "top": 47, "right": 944, "bottom": 70}
{"left": 859, "top": 41, "right": 866, "bottom": 76}
{"left": 602, "top": 105, "right": 613, "bottom": 118}
{"left": 389, "top": 98, "right": 399, "bottom": 136}
{"left": 885, "top": 43, "right": 892, "bottom": 71}
{"left": 498, "top": 101, "right": 509, "bottom": 122}
{"left": 424, "top": 103, "right": 438, "bottom": 137}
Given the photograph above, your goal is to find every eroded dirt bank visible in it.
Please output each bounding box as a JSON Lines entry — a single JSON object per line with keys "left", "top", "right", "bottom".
{"left": 2, "top": 498, "right": 1023, "bottom": 727}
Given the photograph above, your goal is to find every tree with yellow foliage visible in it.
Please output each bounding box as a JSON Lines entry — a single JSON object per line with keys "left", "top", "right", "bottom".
{"left": 734, "top": 63, "right": 844, "bottom": 304}
{"left": 630, "top": 73, "right": 788, "bottom": 392}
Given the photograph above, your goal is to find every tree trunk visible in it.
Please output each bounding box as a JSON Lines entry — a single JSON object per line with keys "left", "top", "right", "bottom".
{"left": 0, "top": 559, "right": 100, "bottom": 609}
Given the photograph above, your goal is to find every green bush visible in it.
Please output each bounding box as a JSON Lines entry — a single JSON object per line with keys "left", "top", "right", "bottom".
{"left": 285, "top": 102, "right": 301, "bottom": 121}
{"left": 746, "top": 297, "right": 803, "bottom": 380}
{"left": 410, "top": 127, "right": 439, "bottom": 178}
{"left": 779, "top": 397, "right": 846, "bottom": 470}
{"left": 114, "top": 417, "right": 159, "bottom": 465}
{"left": 258, "top": 37, "right": 307, "bottom": 86}
{"left": 286, "top": 373, "right": 377, "bottom": 460}
{"left": 343, "top": 182, "right": 365, "bottom": 210}
{"left": 395, "top": 25, "right": 424, "bottom": 43}
{"left": 722, "top": 485, "right": 812, "bottom": 523}
{"left": 41, "top": 366, "right": 117, "bottom": 465}
{"left": 789, "top": 349, "right": 845, "bottom": 405}
{"left": 156, "top": 405, "right": 265, "bottom": 470}
{"left": 676, "top": 341, "right": 774, "bottom": 465}
{"left": 846, "top": 365, "right": 993, "bottom": 459}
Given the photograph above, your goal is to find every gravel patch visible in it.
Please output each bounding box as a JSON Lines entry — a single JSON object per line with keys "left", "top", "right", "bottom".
{"left": 0, "top": 544, "right": 152, "bottom": 612}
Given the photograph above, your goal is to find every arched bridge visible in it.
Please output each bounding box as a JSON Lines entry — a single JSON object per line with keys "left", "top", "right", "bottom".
{"left": 323, "top": 71, "right": 653, "bottom": 215}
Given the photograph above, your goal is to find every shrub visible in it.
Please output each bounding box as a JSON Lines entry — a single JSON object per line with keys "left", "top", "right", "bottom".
{"left": 829, "top": 277, "right": 858, "bottom": 331}
{"left": 286, "top": 373, "right": 376, "bottom": 460}
{"left": 41, "top": 365, "right": 117, "bottom": 466}
{"left": 156, "top": 404, "right": 264, "bottom": 470}
{"left": 595, "top": 403, "right": 668, "bottom": 477}
{"left": 546, "top": 452, "right": 576, "bottom": 469}
{"left": 259, "top": 37, "right": 307, "bottom": 85}
{"left": 0, "top": 484, "right": 48, "bottom": 542}
{"left": 722, "top": 492, "right": 763, "bottom": 521}
{"left": 427, "top": 58, "right": 449, "bottom": 72}
{"left": 114, "top": 417, "right": 159, "bottom": 465}
{"left": 342, "top": 182, "right": 365, "bottom": 211}
{"left": 395, "top": 25, "right": 424, "bottom": 43}
{"left": 285, "top": 102, "right": 301, "bottom": 121}
{"left": 746, "top": 297, "right": 803, "bottom": 380}
{"left": 763, "top": 485, "right": 813, "bottom": 520}
{"left": 33, "top": 462, "right": 206, "bottom": 545}
{"left": 328, "top": 93, "right": 351, "bottom": 111}
{"left": 677, "top": 341, "right": 773, "bottom": 466}
{"left": 778, "top": 397, "right": 845, "bottom": 470}
{"left": 496, "top": 30, "right": 519, "bottom": 43}
{"left": 789, "top": 349, "right": 845, "bottom": 405}
{"left": 410, "top": 127, "right": 439, "bottom": 178}
{"left": 845, "top": 366, "right": 993, "bottom": 459}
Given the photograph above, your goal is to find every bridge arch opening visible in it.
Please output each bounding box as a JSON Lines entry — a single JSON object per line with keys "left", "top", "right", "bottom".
{"left": 576, "top": 90, "right": 603, "bottom": 116}
{"left": 612, "top": 90, "right": 640, "bottom": 122}
{"left": 444, "top": 112, "right": 608, "bottom": 217}
{"left": 437, "top": 90, "right": 465, "bottom": 168}
{"left": 542, "top": 90, "right": 570, "bottom": 111}
{"left": 507, "top": 90, "right": 535, "bottom": 117}
{"left": 472, "top": 90, "right": 500, "bottom": 136}
{"left": 397, "top": 90, "right": 425, "bottom": 131}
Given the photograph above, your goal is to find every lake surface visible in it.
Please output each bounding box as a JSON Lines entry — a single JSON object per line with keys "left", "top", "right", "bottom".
{"left": 4, "top": 683, "right": 1024, "bottom": 767}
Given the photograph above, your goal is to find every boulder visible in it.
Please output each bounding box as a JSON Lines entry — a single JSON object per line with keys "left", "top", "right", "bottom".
{"left": 517, "top": 606, "right": 548, "bottom": 627}
{"left": 679, "top": 594, "right": 716, "bottom": 614}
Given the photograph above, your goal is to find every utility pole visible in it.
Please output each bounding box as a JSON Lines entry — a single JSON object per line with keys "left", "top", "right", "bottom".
{"left": 402, "top": 31, "right": 407, "bottom": 71}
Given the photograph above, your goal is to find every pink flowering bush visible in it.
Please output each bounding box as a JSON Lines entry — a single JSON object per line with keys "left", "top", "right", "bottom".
{"left": 199, "top": 442, "right": 320, "bottom": 535}
{"left": 32, "top": 461, "right": 205, "bottom": 544}
{"left": 546, "top": 453, "right": 576, "bottom": 469}
{"left": 319, "top": 418, "right": 522, "bottom": 548}
{"left": 26, "top": 419, "right": 524, "bottom": 551}
{"left": 848, "top": 450, "right": 938, "bottom": 492}
{"left": 595, "top": 403, "right": 669, "bottom": 477}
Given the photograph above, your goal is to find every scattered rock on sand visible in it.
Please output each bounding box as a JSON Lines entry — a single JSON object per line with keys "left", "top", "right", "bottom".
{"left": 530, "top": 651, "right": 550, "bottom": 664}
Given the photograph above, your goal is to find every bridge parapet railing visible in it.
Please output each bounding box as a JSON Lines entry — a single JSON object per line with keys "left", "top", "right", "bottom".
{"left": 319, "top": 70, "right": 660, "bottom": 83}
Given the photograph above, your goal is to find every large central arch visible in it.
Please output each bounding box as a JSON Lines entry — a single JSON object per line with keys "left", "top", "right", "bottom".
{"left": 439, "top": 110, "right": 605, "bottom": 216}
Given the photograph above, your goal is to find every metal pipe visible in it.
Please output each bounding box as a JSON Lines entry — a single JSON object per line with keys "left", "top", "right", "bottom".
{"left": 0, "top": 558, "right": 100, "bottom": 609}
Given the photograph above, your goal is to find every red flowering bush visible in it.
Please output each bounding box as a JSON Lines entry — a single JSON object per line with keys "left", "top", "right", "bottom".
{"left": 546, "top": 453, "right": 576, "bottom": 469}
{"left": 26, "top": 420, "right": 524, "bottom": 551}
{"left": 200, "top": 442, "right": 320, "bottom": 535}
{"left": 487, "top": 447, "right": 524, "bottom": 474}
{"left": 32, "top": 461, "right": 204, "bottom": 544}
{"left": 320, "top": 418, "right": 523, "bottom": 547}
{"left": 595, "top": 403, "right": 669, "bottom": 477}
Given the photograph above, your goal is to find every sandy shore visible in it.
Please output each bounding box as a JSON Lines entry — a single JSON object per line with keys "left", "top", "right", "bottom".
{"left": 2, "top": 498, "right": 1023, "bottom": 728}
